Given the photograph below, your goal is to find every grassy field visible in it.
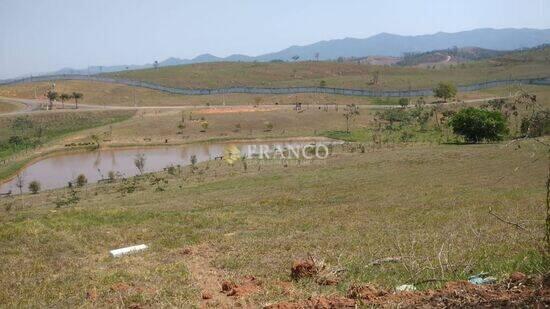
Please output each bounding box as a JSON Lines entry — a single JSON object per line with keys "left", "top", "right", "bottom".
{"left": 104, "top": 57, "right": 550, "bottom": 90}
{"left": 3, "top": 79, "right": 549, "bottom": 108}
{"left": 0, "top": 60, "right": 548, "bottom": 306}
{"left": 0, "top": 80, "right": 428, "bottom": 107}
{"left": 0, "top": 100, "right": 24, "bottom": 114}
{"left": 0, "top": 110, "right": 136, "bottom": 178}
{"left": 0, "top": 139, "right": 546, "bottom": 307}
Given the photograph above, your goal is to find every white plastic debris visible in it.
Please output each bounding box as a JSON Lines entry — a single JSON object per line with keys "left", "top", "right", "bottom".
{"left": 110, "top": 244, "right": 148, "bottom": 257}
{"left": 395, "top": 284, "right": 416, "bottom": 292}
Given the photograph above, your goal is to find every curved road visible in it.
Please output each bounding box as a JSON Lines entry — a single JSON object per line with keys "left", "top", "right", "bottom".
{"left": 0, "top": 95, "right": 513, "bottom": 116}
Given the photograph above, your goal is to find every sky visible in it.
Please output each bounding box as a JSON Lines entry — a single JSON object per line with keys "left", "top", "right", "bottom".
{"left": 0, "top": 0, "right": 549, "bottom": 79}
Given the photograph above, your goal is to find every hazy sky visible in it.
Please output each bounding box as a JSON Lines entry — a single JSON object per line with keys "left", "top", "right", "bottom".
{"left": 1, "top": 0, "right": 549, "bottom": 79}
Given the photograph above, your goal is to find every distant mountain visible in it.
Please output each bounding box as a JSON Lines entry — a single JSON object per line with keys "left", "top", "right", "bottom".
{"left": 48, "top": 28, "right": 550, "bottom": 76}
{"left": 258, "top": 28, "right": 550, "bottom": 61}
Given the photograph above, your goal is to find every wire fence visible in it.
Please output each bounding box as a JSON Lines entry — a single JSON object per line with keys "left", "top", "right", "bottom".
{"left": 1, "top": 74, "right": 548, "bottom": 97}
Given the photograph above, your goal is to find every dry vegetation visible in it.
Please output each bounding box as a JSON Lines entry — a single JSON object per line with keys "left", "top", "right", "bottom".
{"left": 0, "top": 100, "right": 24, "bottom": 114}
{"left": 0, "top": 80, "right": 425, "bottom": 107}
{"left": 105, "top": 59, "right": 550, "bottom": 90}
{"left": 0, "top": 140, "right": 547, "bottom": 307}
{"left": 0, "top": 56, "right": 548, "bottom": 307}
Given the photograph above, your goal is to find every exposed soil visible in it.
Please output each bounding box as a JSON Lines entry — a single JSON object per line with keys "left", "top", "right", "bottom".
{"left": 266, "top": 272, "right": 550, "bottom": 308}
{"left": 290, "top": 256, "right": 343, "bottom": 286}
{"left": 182, "top": 245, "right": 263, "bottom": 308}
{"left": 198, "top": 106, "right": 279, "bottom": 114}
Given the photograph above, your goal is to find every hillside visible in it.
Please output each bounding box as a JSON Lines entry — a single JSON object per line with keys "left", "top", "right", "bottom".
{"left": 492, "top": 44, "right": 550, "bottom": 64}
{"left": 397, "top": 47, "right": 507, "bottom": 66}
{"left": 104, "top": 55, "right": 550, "bottom": 90}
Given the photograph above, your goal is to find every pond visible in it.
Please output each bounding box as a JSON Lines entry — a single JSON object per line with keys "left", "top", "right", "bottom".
{"left": 0, "top": 139, "right": 333, "bottom": 193}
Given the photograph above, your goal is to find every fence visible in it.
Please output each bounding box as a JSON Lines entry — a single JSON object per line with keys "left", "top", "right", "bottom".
{"left": 1, "top": 74, "right": 548, "bottom": 98}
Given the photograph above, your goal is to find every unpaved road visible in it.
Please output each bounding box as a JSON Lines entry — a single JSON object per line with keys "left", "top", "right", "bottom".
{"left": 0, "top": 96, "right": 511, "bottom": 116}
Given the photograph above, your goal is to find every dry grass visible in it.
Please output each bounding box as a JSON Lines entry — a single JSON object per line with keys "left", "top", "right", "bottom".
{"left": 0, "top": 140, "right": 546, "bottom": 307}
{"left": 0, "top": 101, "right": 24, "bottom": 114}
{"left": 105, "top": 60, "right": 550, "bottom": 90}
{"left": 0, "top": 80, "right": 420, "bottom": 107}
{"left": 97, "top": 107, "right": 375, "bottom": 146}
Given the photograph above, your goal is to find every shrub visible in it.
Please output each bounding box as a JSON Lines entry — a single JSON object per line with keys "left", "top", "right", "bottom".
{"left": 28, "top": 181, "right": 41, "bottom": 194}
{"left": 76, "top": 174, "right": 88, "bottom": 187}
{"left": 107, "top": 171, "right": 117, "bottom": 182}
{"left": 433, "top": 82, "right": 457, "bottom": 101}
{"left": 376, "top": 108, "right": 411, "bottom": 127}
{"left": 520, "top": 110, "right": 550, "bottom": 137}
{"left": 448, "top": 108, "right": 508, "bottom": 143}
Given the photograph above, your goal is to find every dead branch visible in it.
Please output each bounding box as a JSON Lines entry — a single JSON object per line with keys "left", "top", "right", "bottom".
{"left": 367, "top": 256, "right": 402, "bottom": 267}
{"left": 489, "top": 206, "right": 527, "bottom": 231}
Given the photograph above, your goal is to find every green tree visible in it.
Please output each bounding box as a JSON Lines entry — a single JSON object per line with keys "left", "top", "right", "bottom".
{"left": 71, "top": 92, "right": 83, "bottom": 109}
{"left": 46, "top": 90, "right": 58, "bottom": 110}
{"left": 448, "top": 108, "right": 508, "bottom": 143}
{"left": 398, "top": 98, "right": 409, "bottom": 108}
{"left": 433, "top": 82, "right": 457, "bottom": 102}
{"left": 319, "top": 80, "right": 327, "bottom": 88}
{"left": 59, "top": 93, "right": 70, "bottom": 109}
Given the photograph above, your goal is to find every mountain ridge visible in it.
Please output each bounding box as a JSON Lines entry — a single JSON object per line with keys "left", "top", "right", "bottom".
{"left": 49, "top": 28, "right": 550, "bottom": 76}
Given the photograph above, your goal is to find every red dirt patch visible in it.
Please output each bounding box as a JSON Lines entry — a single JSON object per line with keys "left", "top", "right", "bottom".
{"left": 347, "top": 283, "right": 388, "bottom": 300}
{"left": 290, "top": 257, "right": 318, "bottom": 279}
{"left": 265, "top": 296, "right": 356, "bottom": 308}
{"left": 85, "top": 288, "right": 98, "bottom": 302}
{"left": 290, "top": 256, "right": 344, "bottom": 285}
{"left": 268, "top": 275, "right": 550, "bottom": 308}
{"left": 221, "top": 276, "right": 262, "bottom": 297}
{"left": 198, "top": 106, "right": 278, "bottom": 115}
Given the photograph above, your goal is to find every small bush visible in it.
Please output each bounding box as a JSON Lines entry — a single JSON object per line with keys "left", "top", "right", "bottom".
{"left": 107, "top": 171, "right": 117, "bottom": 182}
{"left": 520, "top": 110, "right": 550, "bottom": 137}
{"left": 76, "top": 174, "right": 88, "bottom": 187}
{"left": 448, "top": 107, "right": 508, "bottom": 143}
{"left": 28, "top": 181, "right": 41, "bottom": 194}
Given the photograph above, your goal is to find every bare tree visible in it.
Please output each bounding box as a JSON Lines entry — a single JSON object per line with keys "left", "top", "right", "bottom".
{"left": 343, "top": 104, "right": 360, "bottom": 133}
{"left": 134, "top": 153, "right": 146, "bottom": 175}
{"left": 315, "top": 52, "right": 320, "bottom": 61}
{"left": 15, "top": 173, "right": 24, "bottom": 195}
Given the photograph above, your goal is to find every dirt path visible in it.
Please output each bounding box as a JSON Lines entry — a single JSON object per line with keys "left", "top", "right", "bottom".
{"left": 183, "top": 244, "right": 264, "bottom": 308}
{"left": 0, "top": 95, "right": 513, "bottom": 116}
{"left": 183, "top": 245, "right": 237, "bottom": 308}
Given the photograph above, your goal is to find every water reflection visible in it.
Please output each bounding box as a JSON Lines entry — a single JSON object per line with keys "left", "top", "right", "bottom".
{"left": 0, "top": 140, "right": 328, "bottom": 193}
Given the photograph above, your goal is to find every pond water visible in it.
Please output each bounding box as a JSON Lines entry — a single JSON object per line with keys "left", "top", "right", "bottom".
{"left": 0, "top": 139, "right": 331, "bottom": 193}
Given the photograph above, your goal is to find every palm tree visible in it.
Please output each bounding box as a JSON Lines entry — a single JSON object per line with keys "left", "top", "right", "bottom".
{"left": 46, "top": 90, "right": 58, "bottom": 110}
{"left": 71, "top": 92, "right": 83, "bottom": 109}
{"left": 59, "top": 93, "right": 70, "bottom": 109}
